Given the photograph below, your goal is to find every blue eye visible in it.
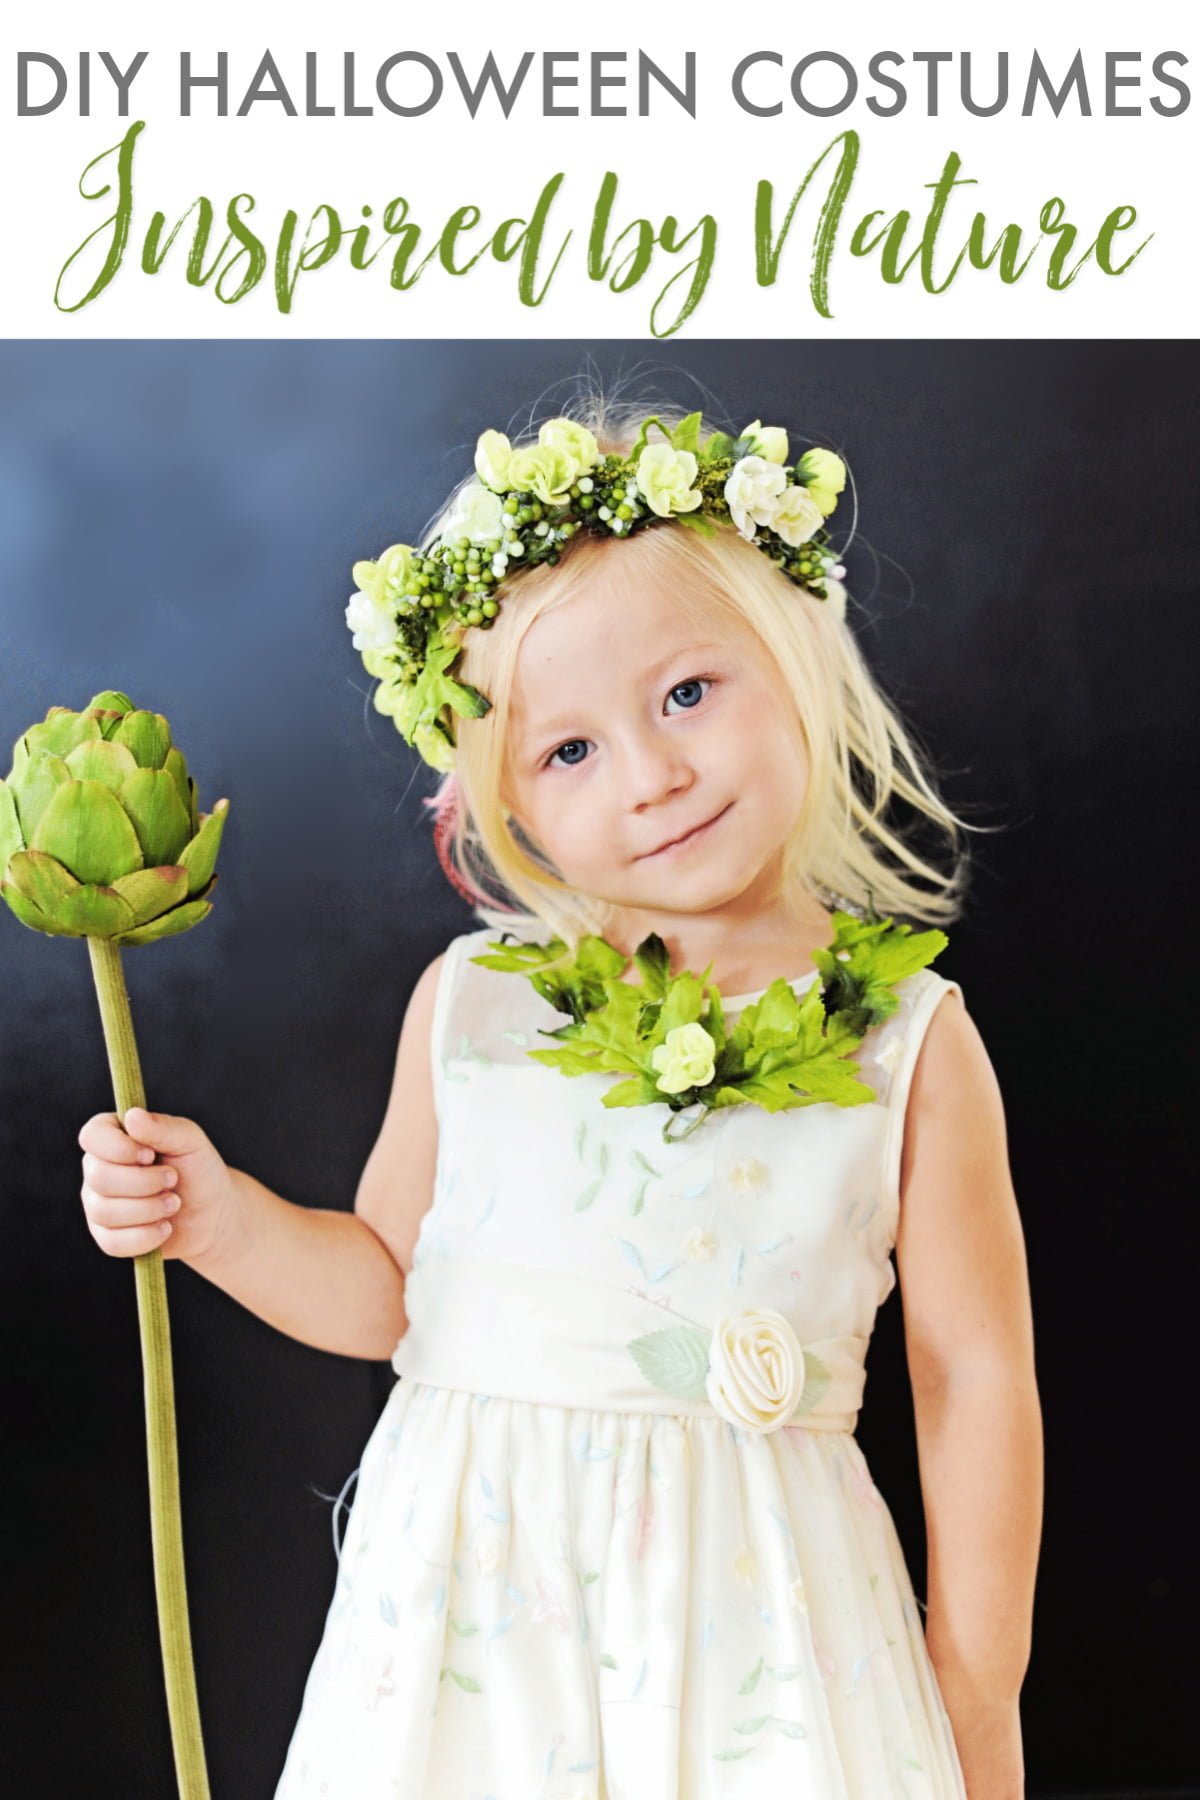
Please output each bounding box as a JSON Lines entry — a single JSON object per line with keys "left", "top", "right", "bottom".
{"left": 548, "top": 738, "right": 591, "bottom": 769}
{"left": 665, "top": 678, "right": 711, "bottom": 713}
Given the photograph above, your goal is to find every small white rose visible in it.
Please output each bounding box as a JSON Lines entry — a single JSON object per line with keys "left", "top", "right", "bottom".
{"left": 650, "top": 1022, "right": 717, "bottom": 1095}
{"left": 724, "top": 455, "right": 788, "bottom": 541}
{"left": 740, "top": 419, "right": 789, "bottom": 463}
{"left": 474, "top": 429, "right": 515, "bottom": 493}
{"left": 441, "top": 480, "right": 506, "bottom": 547}
{"left": 634, "top": 443, "right": 703, "bottom": 518}
{"left": 537, "top": 417, "right": 600, "bottom": 471}
{"left": 705, "top": 1308, "right": 808, "bottom": 1435}
{"left": 345, "top": 588, "right": 396, "bottom": 652}
{"left": 769, "top": 485, "right": 825, "bottom": 549}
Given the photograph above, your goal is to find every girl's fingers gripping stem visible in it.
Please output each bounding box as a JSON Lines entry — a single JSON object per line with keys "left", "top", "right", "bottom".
{"left": 81, "top": 1150, "right": 177, "bottom": 1199}
{"left": 78, "top": 1111, "right": 159, "bottom": 1165}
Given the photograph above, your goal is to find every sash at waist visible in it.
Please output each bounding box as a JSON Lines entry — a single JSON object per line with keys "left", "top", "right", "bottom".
{"left": 390, "top": 1255, "right": 868, "bottom": 1433}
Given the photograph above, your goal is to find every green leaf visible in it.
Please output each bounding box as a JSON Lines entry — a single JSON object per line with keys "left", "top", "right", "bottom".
{"left": 63, "top": 739, "right": 139, "bottom": 793}
{"left": 111, "top": 709, "right": 172, "bottom": 769}
{"left": 85, "top": 690, "right": 135, "bottom": 726}
{"left": 672, "top": 510, "right": 717, "bottom": 537}
{"left": 601, "top": 1076, "right": 659, "bottom": 1109}
{"left": 111, "top": 865, "right": 190, "bottom": 926}
{"left": 0, "top": 780, "right": 25, "bottom": 869}
{"left": 4, "top": 848, "right": 82, "bottom": 916}
{"left": 397, "top": 633, "right": 490, "bottom": 744}
{"left": 657, "top": 972, "right": 706, "bottom": 1036}
{"left": 163, "top": 746, "right": 192, "bottom": 819}
{"left": 116, "top": 893, "right": 214, "bottom": 946}
{"left": 54, "top": 884, "right": 137, "bottom": 937}
{"left": 669, "top": 411, "right": 703, "bottom": 454}
{"left": 22, "top": 710, "right": 102, "bottom": 763}
{"left": 177, "top": 798, "right": 229, "bottom": 896}
{"left": 627, "top": 1325, "right": 711, "bottom": 1401}
{"left": 699, "top": 429, "right": 736, "bottom": 462}
{"left": 0, "top": 881, "right": 59, "bottom": 935}
{"left": 632, "top": 933, "right": 670, "bottom": 998}
{"left": 119, "top": 767, "right": 193, "bottom": 866}
{"left": 29, "top": 780, "right": 145, "bottom": 884}
{"left": 9, "top": 751, "right": 73, "bottom": 839}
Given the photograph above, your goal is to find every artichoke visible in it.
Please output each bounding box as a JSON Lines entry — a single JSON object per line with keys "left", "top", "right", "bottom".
{"left": 0, "top": 689, "right": 228, "bottom": 945}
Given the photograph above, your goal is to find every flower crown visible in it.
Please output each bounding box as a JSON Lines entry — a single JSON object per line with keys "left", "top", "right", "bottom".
{"left": 345, "top": 412, "right": 849, "bottom": 771}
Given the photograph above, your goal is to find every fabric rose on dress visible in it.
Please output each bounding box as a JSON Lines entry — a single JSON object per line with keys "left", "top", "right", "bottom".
{"left": 441, "top": 480, "right": 506, "bottom": 547}
{"left": 724, "top": 455, "right": 788, "bottom": 540}
{"left": 705, "top": 1308, "right": 808, "bottom": 1434}
{"left": 634, "top": 444, "right": 703, "bottom": 518}
{"left": 650, "top": 1022, "right": 717, "bottom": 1094}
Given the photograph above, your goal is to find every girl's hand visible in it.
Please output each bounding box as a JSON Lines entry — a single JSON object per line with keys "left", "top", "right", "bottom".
{"left": 78, "top": 1107, "right": 236, "bottom": 1265}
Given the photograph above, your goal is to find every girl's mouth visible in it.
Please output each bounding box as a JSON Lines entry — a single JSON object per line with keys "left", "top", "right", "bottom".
{"left": 639, "top": 803, "right": 733, "bottom": 860}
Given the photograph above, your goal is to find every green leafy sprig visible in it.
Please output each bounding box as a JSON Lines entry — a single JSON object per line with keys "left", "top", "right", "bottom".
{"left": 472, "top": 909, "right": 948, "bottom": 1141}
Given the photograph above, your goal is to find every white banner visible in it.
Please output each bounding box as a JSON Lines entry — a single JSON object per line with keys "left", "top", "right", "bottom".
{"left": 1, "top": 0, "right": 1195, "bottom": 338}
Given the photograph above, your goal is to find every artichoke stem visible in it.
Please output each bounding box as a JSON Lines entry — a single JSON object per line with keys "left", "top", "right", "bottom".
{"left": 85, "top": 936, "right": 211, "bottom": 1800}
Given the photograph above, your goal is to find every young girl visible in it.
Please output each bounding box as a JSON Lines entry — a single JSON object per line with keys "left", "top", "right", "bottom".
{"left": 77, "top": 394, "right": 1042, "bottom": 1798}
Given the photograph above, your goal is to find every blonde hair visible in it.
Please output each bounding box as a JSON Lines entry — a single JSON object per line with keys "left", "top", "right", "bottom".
{"left": 422, "top": 386, "right": 980, "bottom": 942}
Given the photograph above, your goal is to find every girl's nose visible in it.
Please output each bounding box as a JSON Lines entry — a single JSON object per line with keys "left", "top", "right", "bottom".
{"left": 616, "top": 729, "right": 695, "bottom": 812}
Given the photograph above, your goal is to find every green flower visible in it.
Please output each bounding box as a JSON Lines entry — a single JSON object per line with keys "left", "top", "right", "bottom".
{"left": 740, "top": 419, "right": 789, "bottom": 464}
{"left": 634, "top": 444, "right": 702, "bottom": 519}
{"left": 506, "top": 444, "right": 579, "bottom": 507}
{"left": 796, "top": 448, "right": 847, "bottom": 517}
{"left": 538, "top": 417, "right": 600, "bottom": 471}
{"left": 474, "top": 429, "right": 515, "bottom": 493}
{"left": 650, "top": 1021, "right": 717, "bottom": 1095}
{"left": 0, "top": 691, "right": 228, "bottom": 946}
{"left": 351, "top": 543, "right": 417, "bottom": 606}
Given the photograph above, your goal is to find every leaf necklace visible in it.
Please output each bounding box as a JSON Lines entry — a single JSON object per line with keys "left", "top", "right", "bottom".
{"left": 471, "top": 906, "right": 948, "bottom": 1142}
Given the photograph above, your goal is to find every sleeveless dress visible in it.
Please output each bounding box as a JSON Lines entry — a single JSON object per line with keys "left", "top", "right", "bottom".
{"left": 275, "top": 926, "right": 968, "bottom": 1799}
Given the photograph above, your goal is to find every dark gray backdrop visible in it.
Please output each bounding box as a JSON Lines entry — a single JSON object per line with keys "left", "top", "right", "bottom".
{"left": 1, "top": 341, "right": 1196, "bottom": 1798}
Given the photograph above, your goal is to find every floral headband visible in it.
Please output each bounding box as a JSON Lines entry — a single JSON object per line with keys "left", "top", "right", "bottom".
{"left": 345, "top": 412, "right": 849, "bottom": 771}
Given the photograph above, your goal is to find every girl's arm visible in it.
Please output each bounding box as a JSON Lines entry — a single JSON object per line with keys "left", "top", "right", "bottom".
{"left": 895, "top": 991, "right": 1043, "bottom": 1800}
{"left": 184, "top": 954, "right": 443, "bottom": 1360}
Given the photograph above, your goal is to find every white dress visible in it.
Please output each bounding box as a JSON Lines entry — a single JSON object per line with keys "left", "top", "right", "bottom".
{"left": 275, "top": 926, "right": 968, "bottom": 1798}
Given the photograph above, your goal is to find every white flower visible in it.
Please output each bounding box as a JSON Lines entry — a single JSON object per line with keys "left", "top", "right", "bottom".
{"left": 474, "top": 429, "right": 515, "bottom": 493}
{"left": 740, "top": 419, "right": 789, "bottom": 464}
{"left": 705, "top": 1308, "right": 808, "bottom": 1435}
{"left": 344, "top": 587, "right": 395, "bottom": 652}
{"left": 685, "top": 1228, "right": 718, "bottom": 1262}
{"left": 537, "top": 417, "right": 600, "bottom": 471}
{"left": 650, "top": 1022, "right": 716, "bottom": 1094}
{"left": 769, "top": 485, "right": 825, "bottom": 549}
{"left": 440, "top": 480, "right": 506, "bottom": 547}
{"left": 727, "top": 1157, "right": 768, "bottom": 1195}
{"left": 724, "top": 455, "right": 788, "bottom": 541}
{"left": 634, "top": 443, "right": 703, "bottom": 518}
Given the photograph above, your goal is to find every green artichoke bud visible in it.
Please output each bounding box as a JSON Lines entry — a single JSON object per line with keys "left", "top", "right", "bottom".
{"left": 0, "top": 690, "right": 229, "bottom": 946}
